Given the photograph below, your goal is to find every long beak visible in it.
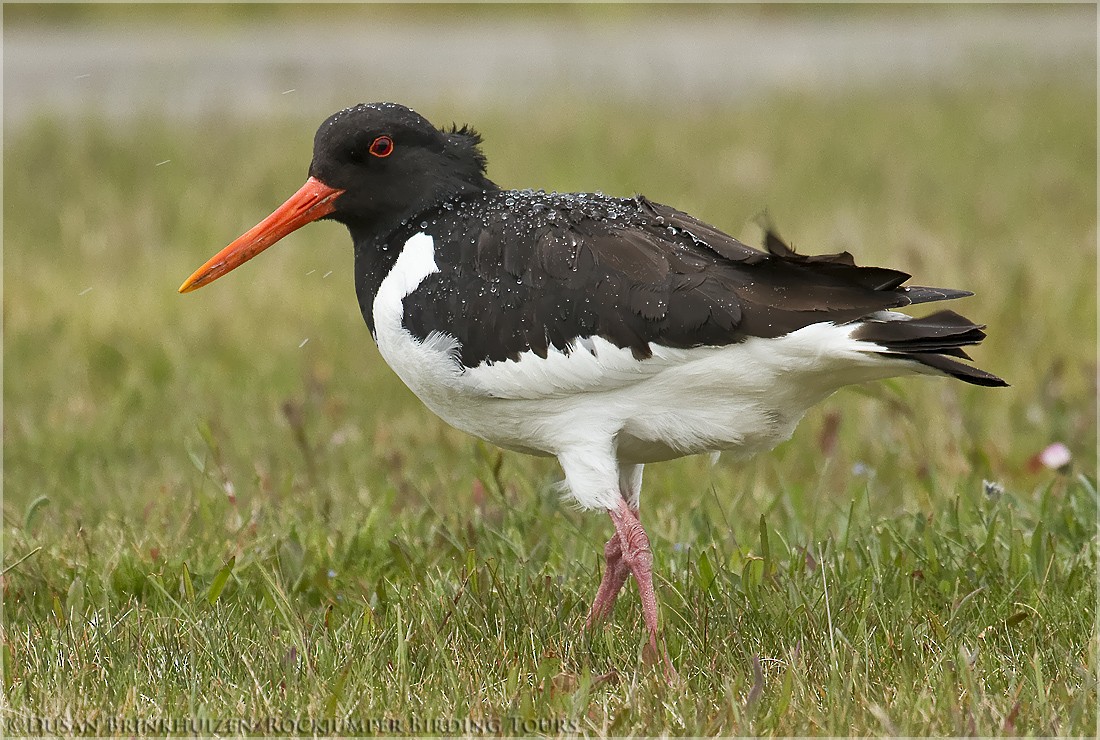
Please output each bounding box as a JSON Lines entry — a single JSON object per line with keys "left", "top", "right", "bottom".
{"left": 178, "top": 176, "right": 345, "bottom": 293}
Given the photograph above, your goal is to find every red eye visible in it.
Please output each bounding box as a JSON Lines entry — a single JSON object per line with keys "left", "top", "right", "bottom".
{"left": 369, "top": 135, "right": 394, "bottom": 158}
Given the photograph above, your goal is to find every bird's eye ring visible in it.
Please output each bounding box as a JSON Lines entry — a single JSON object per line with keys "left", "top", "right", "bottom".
{"left": 369, "top": 135, "right": 394, "bottom": 158}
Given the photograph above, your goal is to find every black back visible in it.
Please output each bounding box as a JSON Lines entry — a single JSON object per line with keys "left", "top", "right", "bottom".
{"left": 358, "top": 188, "right": 961, "bottom": 367}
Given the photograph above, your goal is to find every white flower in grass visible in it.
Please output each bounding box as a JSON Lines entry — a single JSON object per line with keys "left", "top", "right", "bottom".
{"left": 1039, "top": 442, "right": 1072, "bottom": 471}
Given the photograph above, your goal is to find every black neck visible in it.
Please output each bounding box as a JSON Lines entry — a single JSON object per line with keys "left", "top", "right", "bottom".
{"left": 349, "top": 180, "right": 499, "bottom": 334}
{"left": 352, "top": 232, "right": 403, "bottom": 336}
{"left": 347, "top": 175, "right": 497, "bottom": 246}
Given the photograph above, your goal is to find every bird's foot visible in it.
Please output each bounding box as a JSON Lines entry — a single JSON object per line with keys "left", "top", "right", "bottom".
{"left": 608, "top": 500, "right": 679, "bottom": 684}
{"left": 642, "top": 633, "right": 681, "bottom": 685}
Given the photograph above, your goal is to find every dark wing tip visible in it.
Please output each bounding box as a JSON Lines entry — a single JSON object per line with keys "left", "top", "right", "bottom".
{"left": 908, "top": 353, "right": 1010, "bottom": 387}
{"left": 903, "top": 285, "right": 975, "bottom": 304}
{"left": 855, "top": 311, "right": 1007, "bottom": 387}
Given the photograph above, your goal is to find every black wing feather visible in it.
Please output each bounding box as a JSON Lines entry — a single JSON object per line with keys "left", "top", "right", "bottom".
{"left": 394, "top": 190, "right": 999, "bottom": 387}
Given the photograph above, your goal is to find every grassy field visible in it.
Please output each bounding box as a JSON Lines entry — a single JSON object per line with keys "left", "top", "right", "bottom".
{"left": 4, "top": 62, "right": 1097, "bottom": 734}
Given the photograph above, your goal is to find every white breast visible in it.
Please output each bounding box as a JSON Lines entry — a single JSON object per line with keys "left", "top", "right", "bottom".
{"left": 371, "top": 233, "right": 465, "bottom": 408}
{"left": 372, "top": 232, "right": 440, "bottom": 334}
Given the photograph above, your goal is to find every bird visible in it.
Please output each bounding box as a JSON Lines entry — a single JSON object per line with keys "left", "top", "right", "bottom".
{"left": 180, "top": 102, "right": 1006, "bottom": 677}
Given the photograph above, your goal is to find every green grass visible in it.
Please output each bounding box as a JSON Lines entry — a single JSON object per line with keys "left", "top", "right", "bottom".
{"left": 4, "top": 67, "right": 1097, "bottom": 734}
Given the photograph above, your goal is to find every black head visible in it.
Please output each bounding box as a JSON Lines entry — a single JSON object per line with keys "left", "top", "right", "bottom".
{"left": 308, "top": 102, "right": 497, "bottom": 238}
{"left": 179, "top": 102, "right": 495, "bottom": 293}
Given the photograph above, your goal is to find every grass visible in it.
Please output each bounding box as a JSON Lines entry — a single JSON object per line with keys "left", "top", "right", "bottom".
{"left": 4, "top": 62, "right": 1097, "bottom": 734}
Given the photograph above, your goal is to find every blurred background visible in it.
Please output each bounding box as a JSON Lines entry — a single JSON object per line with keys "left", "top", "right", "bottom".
{"left": 5, "top": 4, "right": 1094, "bottom": 121}
{"left": 3, "top": 3, "right": 1096, "bottom": 729}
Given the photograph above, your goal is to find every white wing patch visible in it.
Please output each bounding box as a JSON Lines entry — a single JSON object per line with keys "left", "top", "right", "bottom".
{"left": 371, "top": 233, "right": 467, "bottom": 410}
{"left": 372, "top": 232, "right": 439, "bottom": 333}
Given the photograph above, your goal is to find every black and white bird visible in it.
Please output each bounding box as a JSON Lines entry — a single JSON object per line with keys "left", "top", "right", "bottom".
{"left": 180, "top": 103, "right": 1006, "bottom": 675}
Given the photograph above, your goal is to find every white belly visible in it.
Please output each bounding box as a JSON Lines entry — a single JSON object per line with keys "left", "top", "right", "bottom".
{"left": 372, "top": 233, "right": 921, "bottom": 465}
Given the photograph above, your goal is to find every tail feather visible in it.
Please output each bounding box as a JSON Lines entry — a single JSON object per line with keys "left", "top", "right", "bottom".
{"left": 901, "top": 285, "right": 974, "bottom": 305}
{"left": 907, "top": 352, "right": 1009, "bottom": 388}
{"left": 853, "top": 310, "right": 1008, "bottom": 387}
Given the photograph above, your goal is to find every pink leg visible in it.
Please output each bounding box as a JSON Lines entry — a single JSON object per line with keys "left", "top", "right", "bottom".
{"left": 607, "top": 500, "right": 678, "bottom": 681}
{"left": 585, "top": 469, "right": 638, "bottom": 627}
{"left": 585, "top": 532, "right": 631, "bottom": 627}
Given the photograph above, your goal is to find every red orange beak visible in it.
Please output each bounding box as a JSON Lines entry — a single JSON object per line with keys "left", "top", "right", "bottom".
{"left": 178, "top": 176, "right": 345, "bottom": 293}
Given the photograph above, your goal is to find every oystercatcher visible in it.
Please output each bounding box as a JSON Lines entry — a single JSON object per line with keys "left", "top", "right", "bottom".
{"left": 180, "top": 103, "right": 1006, "bottom": 675}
